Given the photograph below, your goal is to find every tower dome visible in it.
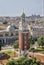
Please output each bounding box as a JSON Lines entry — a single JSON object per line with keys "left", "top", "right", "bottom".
{"left": 21, "top": 12, "right": 25, "bottom": 18}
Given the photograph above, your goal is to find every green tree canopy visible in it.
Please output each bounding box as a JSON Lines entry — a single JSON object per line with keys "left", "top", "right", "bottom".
{"left": 37, "top": 37, "right": 44, "bottom": 48}
{"left": 28, "top": 36, "right": 35, "bottom": 48}
{"left": 6, "top": 58, "right": 41, "bottom": 65}
{"left": 0, "top": 39, "right": 2, "bottom": 51}
{"left": 13, "top": 40, "right": 19, "bottom": 49}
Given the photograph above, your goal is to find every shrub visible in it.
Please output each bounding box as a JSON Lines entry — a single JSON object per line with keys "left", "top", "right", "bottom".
{"left": 6, "top": 57, "right": 41, "bottom": 65}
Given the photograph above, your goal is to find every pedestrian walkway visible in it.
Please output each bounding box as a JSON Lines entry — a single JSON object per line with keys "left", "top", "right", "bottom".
{"left": 29, "top": 52, "right": 44, "bottom": 63}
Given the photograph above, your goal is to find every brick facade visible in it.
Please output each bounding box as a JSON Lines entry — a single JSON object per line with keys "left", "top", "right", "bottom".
{"left": 19, "top": 32, "right": 29, "bottom": 50}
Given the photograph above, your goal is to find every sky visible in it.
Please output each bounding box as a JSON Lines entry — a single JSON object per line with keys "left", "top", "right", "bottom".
{"left": 0, "top": 0, "right": 44, "bottom": 16}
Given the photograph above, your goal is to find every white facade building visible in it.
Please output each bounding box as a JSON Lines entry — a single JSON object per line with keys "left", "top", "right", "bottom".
{"left": 0, "top": 24, "right": 18, "bottom": 45}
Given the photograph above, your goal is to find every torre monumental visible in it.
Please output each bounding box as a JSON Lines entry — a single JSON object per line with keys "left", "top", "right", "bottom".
{"left": 19, "top": 12, "right": 29, "bottom": 57}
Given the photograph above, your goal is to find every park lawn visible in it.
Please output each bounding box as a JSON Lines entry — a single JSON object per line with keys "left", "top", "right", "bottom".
{"left": 35, "top": 47, "right": 44, "bottom": 51}
{"left": 40, "top": 51, "right": 44, "bottom": 54}
{"left": 34, "top": 48, "right": 44, "bottom": 54}
{"left": 4, "top": 50, "right": 14, "bottom": 56}
{"left": 29, "top": 47, "right": 44, "bottom": 53}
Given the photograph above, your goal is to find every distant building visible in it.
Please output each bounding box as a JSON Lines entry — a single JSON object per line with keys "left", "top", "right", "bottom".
{"left": 0, "top": 24, "right": 18, "bottom": 45}
{"left": 0, "top": 13, "right": 44, "bottom": 46}
{"left": 29, "top": 25, "right": 44, "bottom": 39}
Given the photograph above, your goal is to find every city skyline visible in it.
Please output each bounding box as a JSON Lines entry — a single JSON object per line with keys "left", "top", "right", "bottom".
{"left": 0, "top": 0, "right": 44, "bottom": 16}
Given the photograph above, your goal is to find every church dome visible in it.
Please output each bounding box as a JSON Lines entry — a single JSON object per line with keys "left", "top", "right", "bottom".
{"left": 7, "top": 25, "right": 18, "bottom": 31}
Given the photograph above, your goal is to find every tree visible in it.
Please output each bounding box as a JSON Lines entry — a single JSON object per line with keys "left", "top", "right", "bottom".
{"left": 6, "top": 58, "right": 41, "bottom": 65}
{"left": 28, "top": 36, "right": 35, "bottom": 48}
{"left": 13, "top": 40, "right": 19, "bottom": 49}
{"left": 37, "top": 37, "right": 44, "bottom": 48}
{"left": 13, "top": 40, "right": 19, "bottom": 56}
{"left": 0, "top": 40, "right": 2, "bottom": 51}
{"left": 6, "top": 60, "right": 15, "bottom": 65}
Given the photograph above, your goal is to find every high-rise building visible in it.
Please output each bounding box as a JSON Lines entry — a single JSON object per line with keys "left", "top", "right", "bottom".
{"left": 19, "top": 12, "right": 29, "bottom": 57}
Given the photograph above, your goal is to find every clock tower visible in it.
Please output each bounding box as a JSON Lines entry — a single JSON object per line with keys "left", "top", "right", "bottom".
{"left": 19, "top": 12, "right": 29, "bottom": 57}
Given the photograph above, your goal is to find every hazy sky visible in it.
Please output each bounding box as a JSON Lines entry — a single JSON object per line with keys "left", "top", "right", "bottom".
{"left": 0, "top": 0, "right": 44, "bottom": 16}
